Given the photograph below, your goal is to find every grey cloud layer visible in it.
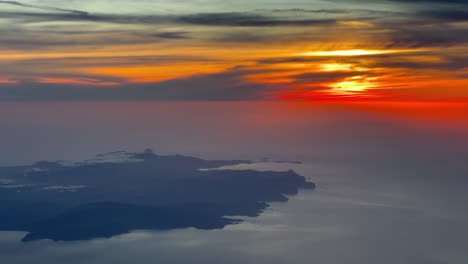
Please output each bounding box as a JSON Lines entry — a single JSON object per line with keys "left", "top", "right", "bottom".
{"left": 0, "top": 70, "right": 281, "bottom": 101}
{"left": 0, "top": 0, "right": 466, "bottom": 41}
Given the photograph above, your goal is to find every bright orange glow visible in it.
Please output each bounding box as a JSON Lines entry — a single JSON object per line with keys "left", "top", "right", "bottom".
{"left": 319, "top": 63, "right": 354, "bottom": 72}
{"left": 329, "top": 76, "right": 378, "bottom": 95}
{"left": 1, "top": 0, "right": 467, "bottom": 104}
{"left": 1, "top": 37, "right": 467, "bottom": 102}
{"left": 86, "top": 63, "right": 230, "bottom": 83}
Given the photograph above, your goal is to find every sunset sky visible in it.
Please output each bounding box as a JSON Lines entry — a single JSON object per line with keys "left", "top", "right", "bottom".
{"left": 2, "top": 3, "right": 468, "bottom": 263}
{"left": 1, "top": 0, "right": 468, "bottom": 101}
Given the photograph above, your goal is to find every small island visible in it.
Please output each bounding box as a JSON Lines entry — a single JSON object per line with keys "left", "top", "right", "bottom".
{"left": 0, "top": 149, "right": 315, "bottom": 242}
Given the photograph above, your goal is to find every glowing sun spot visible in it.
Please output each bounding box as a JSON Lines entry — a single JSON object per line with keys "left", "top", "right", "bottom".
{"left": 320, "top": 63, "right": 353, "bottom": 72}
{"left": 329, "top": 76, "right": 377, "bottom": 94}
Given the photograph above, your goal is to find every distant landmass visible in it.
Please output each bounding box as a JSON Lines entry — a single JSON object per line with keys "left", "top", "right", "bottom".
{"left": 0, "top": 149, "right": 315, "bottom": 242}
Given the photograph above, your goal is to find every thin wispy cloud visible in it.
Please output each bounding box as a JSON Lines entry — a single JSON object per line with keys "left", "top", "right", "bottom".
{"left": 0, "top": 0, "right": 89, "bottom": 15}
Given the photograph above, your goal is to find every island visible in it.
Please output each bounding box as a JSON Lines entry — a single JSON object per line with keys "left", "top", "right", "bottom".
{"left": 0, "top": 149, "right": 315, "bottom": 242}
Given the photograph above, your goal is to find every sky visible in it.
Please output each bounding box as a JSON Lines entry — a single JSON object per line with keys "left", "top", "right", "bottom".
{"left": 1, "top": 2, "right": 468, "bottom": 262}
{"left": 0, "top": 0, "right": 468, "bottom": 101}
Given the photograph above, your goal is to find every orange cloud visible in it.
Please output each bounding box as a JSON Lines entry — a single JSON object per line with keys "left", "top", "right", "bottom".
{"left": 85, "top": 63, "right": 230, "bottom": 83}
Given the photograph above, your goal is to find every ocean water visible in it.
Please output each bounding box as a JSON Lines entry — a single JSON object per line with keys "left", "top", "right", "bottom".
{"left": 0, "top": 101, "right": 467, "bottom": 263}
